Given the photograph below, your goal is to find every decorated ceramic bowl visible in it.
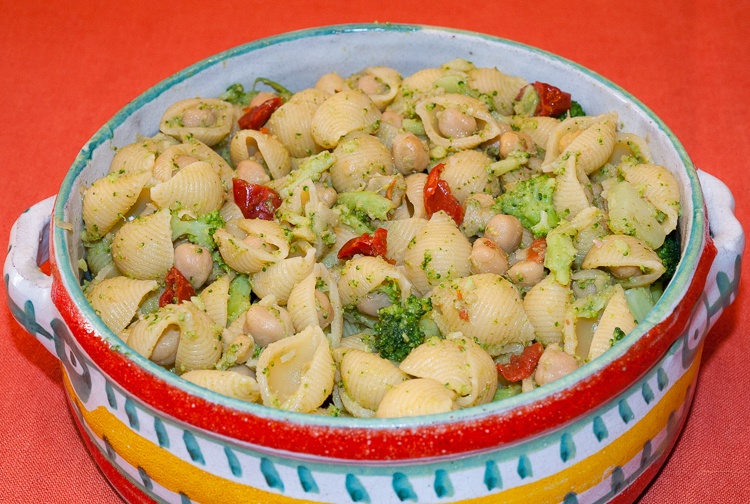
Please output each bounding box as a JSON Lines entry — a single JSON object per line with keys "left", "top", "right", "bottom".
{"left": 4, "top": 24, "right": 744, "bottom": 504}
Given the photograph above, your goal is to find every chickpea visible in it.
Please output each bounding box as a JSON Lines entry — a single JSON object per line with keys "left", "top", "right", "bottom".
{"left": 499, "top": 131, "right": 534, "bottom": 158}
{"left": 181, "top": 106, "right": 216, "bottom": 128}
{"left": 391, "top": 132, "right": 429, "bottom": 174}
{"left": 357, "top": 74, "right": 385, "bottom": 96}
{"left": 151, "top": 326, "right": 179, "bottom": 366}
{"left": 315, "top": 72, "right": 345, "bottom": 95}
{"left": 235, "top": 159, "right": 271, "bottom": 185}
{"left": 314, "top": 289, "right": 335, "bottom": 328}
{"left": 356, "top": 291, "right": 393, "bottom": 317}
{"left": 437, "top": 107, "right": 477, "bottom": 138}
{"left": 610, "top": 265, "right": 642, "bottom": 280}
{"left": 507, "top": 260, "right": 545, "bottom": 287}
{"left": 470, "top": 238, "right": 509, "bottom": 275}
{"left": 484, "top": 214, "right": 524, "bottom": 253}
{"left": 315, "top": 183, "right": 338, "bottom": 208}
{"left": 173, "top": 243, "right": 213, "bottom": 289}
{"left": 381, "top": 110, "right": 403, "bottom": 128}
{"left": 243, "top": 304, "right": 294, "bottom": 347}
{"left": 248, "top": 91, "right": 278, "bottom": 108}
{"left": 535, "top": 347, "right": 579, "bottom": 386}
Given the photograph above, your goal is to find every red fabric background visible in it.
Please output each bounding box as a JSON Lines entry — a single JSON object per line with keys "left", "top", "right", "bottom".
{"left": 1, "top": 0, "right": 747, "bottom": 502}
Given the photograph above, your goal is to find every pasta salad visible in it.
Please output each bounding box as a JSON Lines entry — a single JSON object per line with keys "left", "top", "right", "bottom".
{"left": 80, "top": 58, "right": 680, "bottom": 418}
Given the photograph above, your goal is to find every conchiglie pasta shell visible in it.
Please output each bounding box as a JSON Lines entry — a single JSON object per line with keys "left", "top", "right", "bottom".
{"left": 607, "top": 132, "right": 654, "bottom": 165}
{"left": 252, "top": 246, "right": 316, "bottom": 304}
{"left": 401, "top": 67, "right": 444, "bottom": 93}
{"left": 150, "top": 161, "right": 224, "bottom": 215}
{"left": 403, "top": 172, "right": 428, "bottom": 219}
{"left": 338, "top": 255, "right": 412, "bottom": 307}
{"left": 337, "top": 348, "right": 408, "bottom": 413}
{"left": 375, "top": 378, "right": 456, "bottom": 418}
{"left": 331, "top": 132, "right": 394, "bottom": 192}
{"left": 513, "top": 116, "right": 561, "bottom": 150}
{"left": 82, "top": 170, "right": 152, "bottom": 240}
{"left": 622, "top": 163, "right": 681, "bottom": 235}
{"left": 266, "top": 91, "right": 328, "bottom": 158}
{"left": 86, "top": 276, "right": 158, "bottom": 334}
{"left": 399, "top": 333, "right": 497, "bottom": 408}
{"left": 311, "top": 90, "right": 381, "bottom": 149}
{"left": 111, "top": 209, "right": 174, "bottom": 280}
{"left": 542, "top": 114, "right": 609, "bottom": 171}
{"left": 467, "top": 67, "right": 528, "bottom": 115}
{"left": 440, "top": 150, "right": 496, "bottom": 204}
{"left": 582, "top": 234, "right": 666, "bottom": 287}
{"left": 415, "top": 94, "right": 502, "bottom": 151}
{"left": 215, "top": 219, "right": 289, "bottom": 274}
{"left": 381, "top": 217, "right": 429, "bottom": 265}
{"left": 430, "top": 273, "right": 535, "bottom": 355}
{"left": 199, "top": 275, "right": 231, "bottom": 327}
{"left": 160, "top": 97, "right": 234, "bottom": 147}
{"left": 561, "top": 113, "right": 617, "bottom": 175}
{"left": 522, "top": 275, "right": 571, "bottom": 346}
{"left": 349, "top": 66, "right": 402, "bottom": 111}
{"left": 587, "top": 284, "right": 637, "bottom": 361}
{"left": 153, "top": 139, "right": 233, "bottom": 190}
{"left": 256, "top": 326, "right": 335, "bottom": 412}
{"left": 403, "top": 211, "right": 472, "bottom": 295}
{"left": 229, "top": 129, "right": 291, "bottom": 180}
{"left": 553, "top": 154, "right": 592, "bottom": 220}
{"left": 109, "top": 142, "right": 156, "bottom": 177}
{"left": 181, "top": 369, "right": 260, "bottom": 402}
{"left": 173, "top": 302, "right": 224, "bottom": 373}
{"left": 287, "top": 263, "right": 343, "bottom": 347}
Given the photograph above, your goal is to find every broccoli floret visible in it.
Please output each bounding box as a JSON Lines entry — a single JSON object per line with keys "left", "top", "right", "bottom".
{"left": 494, "top": 174, "right": 560, "bottom": 237}
{"left": 335, "top": 205, "right": 374, "bottom": 234}
{"left": 556, "top": 100, "right": 586, "bottom": 119}
{"left": 337, "top": 191, "right": 395, "bottom": 221}
{"left": 220, "top": 83, "right": 255, "bottom": 106}
{"left": 270, "top": 151, "right": 335, "bottom": 199}
{"left": 656, "top": 230, "right": 680, "bottom": 284}
{"left": 609, "top": 327, "right": 627, "bottom": 347}
{"left": 227, "top": 274, "right": 252, "bottom": 324}
{"left": 171, "top": 210, "right": 225, "bottom": 250}
{"left": 370, "top": 295, "right": 433, "bottom": 363}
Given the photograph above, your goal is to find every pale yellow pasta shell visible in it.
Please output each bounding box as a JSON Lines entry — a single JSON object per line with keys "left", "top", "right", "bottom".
{"left": 153, "top": 139, "right": 233, "bottom": 190}
{"left": 82, "top": 170, "right": 151, "bottom": 240}
{"left": 229, "top": 129, "right": 291, "bottom": 180}
{"left": 338, "top": 348, "right": 408, "bottom": 413}
{"left": 174, "top": 302, "right": 224, "bottom": 373}
{"left": 440, "top": 150, "right": 497, "bottom": 204}
{"left": 150, "top": 161, "right": 224, "bottom": 215}
{"left": 607, "top": 132, "right": 654, "bottom": 165}
{"left": 252, "top": 246, "right": 316, "bottom": 304}
{"left": 109, "top": 142, "right": 156, "bottom": 177}
{"left": 381, "top": 217, "right": 429, "bottom": 266}
{"left": 182, "top": 369, "right": 260, "bottom": 402}
{"left": 415, "top": 94, "right": 502, "bottom": 151}
{"left": 256, "top": 326, "right": 335, "bottom": 413}
{"left": 403, "top": 211, "right": 472, "bottom": 295}
{"left": 215, "top": 219, "right": 289, "bottom": 274}
{"left": 348, "top": 66, "right": 402, "bottom": 111}
{"left": 552, "top": 154, "right": 592, "bottom": 220}
{"left": 375, "top": 378, "right": 456, "bottom": 418}
{"left": 400, "top": 333, "right": 497, "bottom": 408}
{"left": 266, "top": 94, "right": 326, "bottom": 158}
{"left": 331, "top": 132, "right": 394, "bottom": 192}
{"left": 562, "top": 113, "right": 617, "bottom": 175}
{"left": 622, "top": 163, "right": 681, "bottom": 235}
{"left": 542, "top": 113, "right": 612, "bottom": 171}
{"left": 467, "top": 66, "right": 528, "bottom": 115}
{"left": 338, "top": 255, "right": 412, "bottom": 307}
{"left": 512, "top": 116, "right": 561, "bottom": 150}
{"left": 430, "top": 273, "right": 535, "bottom": 355}
{"left": 86, "top": 276, "right": 158, "bottom": 334}
{"left": 582, "top": 234, "right": 666, "bottom": 287}
{"left": 403, "top": 172, "right": 428, "bottom": 219}
{"left": 311, "top": 89, "right": 381, "bottom": 149}
{"left": 287, "top": 263, "right": 343, "bottom": 348}
{"left": 199, "top": 275, "right": 231, "bottom": 328}
{"left": 523, "top": 275, "right": 571, "bottom": 346}
{"left": 587, "top": 285, "right": 637, "bottom": 361}
{"left": 160, "top": 97, "right": 234, "bottom": 147}
{"left": 111, "top": 209, "right": 174, "bottom": 280}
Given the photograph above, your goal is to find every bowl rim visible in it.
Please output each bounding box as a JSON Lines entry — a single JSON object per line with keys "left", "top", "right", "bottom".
{"left": 51, "top": 22, "right": 707, "bottom": 430}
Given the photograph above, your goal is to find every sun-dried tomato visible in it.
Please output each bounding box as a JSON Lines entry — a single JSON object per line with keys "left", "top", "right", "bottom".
{"left": 159, "top": 266, "right": 196, "bottom": 307}
{"left": 338, "top": 228, "right": 390, "bottom": 261}
{"left": 233, "top": 178, "right": 281, "bottom": 220}
{"left": 531, "top": 82, "right": 572, "bottom": 117}
{"left": 424, "top": 163, "right": 463, "bottom": 225}
{"left": 237, "top": 96, "right": 283, "bottom": 130}
{"left": 497, "top": 342, "right": 544, "bottom": 382}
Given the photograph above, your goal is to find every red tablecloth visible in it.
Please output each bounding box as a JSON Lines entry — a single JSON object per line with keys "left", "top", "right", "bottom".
{"left": 1, "top": 1, "right": 747, "bottom": 502}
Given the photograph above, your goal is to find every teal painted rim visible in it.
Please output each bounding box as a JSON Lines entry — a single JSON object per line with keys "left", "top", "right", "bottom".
{"left": 52, "top": 23, "right": 706, "bottom": 429}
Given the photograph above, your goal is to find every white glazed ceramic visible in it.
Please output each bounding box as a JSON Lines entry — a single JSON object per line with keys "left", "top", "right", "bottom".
{"left": 4, "top": 24, "right": 744, "bottom": 504}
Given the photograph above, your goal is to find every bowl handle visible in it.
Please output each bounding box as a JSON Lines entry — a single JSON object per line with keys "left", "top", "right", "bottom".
{"left": 4, "top": 196, "right": 62, "bottom": 358}
{"left": 698, "top": 169, "right": 745, "bottom": 320}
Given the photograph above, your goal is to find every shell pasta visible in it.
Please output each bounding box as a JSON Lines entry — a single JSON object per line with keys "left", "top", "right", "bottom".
{"left": 79, "top": 58, "right": 681, "bottom": 417}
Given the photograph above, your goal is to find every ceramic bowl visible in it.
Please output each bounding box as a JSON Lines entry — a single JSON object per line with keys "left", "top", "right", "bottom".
{"left": 5, "top": 24, "right": 744, "bottom": 504}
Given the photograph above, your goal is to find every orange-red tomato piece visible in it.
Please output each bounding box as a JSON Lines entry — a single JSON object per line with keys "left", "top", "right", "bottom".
{"left": 497, "top": 342, "right": 545, "bottom": 382}
{"left": 238, "top": 96, "right": 283, "bottom": 130}
{"left": 424, "top": 163, "right": 463, "bottom": 225}
{"left": 531, "top": 82, "right": 572, "bottom": 117}
{"left": 338, "top": 228, "right": 389, "bottom": 261}
{"left": 233, "top": 178, "right": 281, "bottom": 220}
{"left": 159, "top": 266, "right": 196, "bottom": 307}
